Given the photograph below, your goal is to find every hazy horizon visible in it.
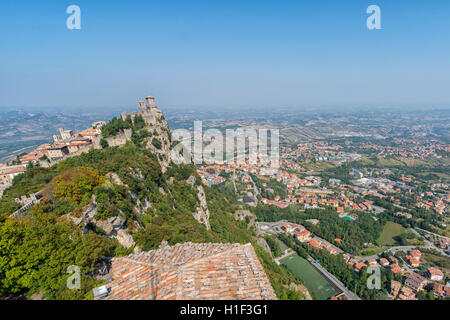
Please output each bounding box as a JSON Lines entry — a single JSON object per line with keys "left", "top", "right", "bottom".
{"left": 1, "top": 0, "right": 450, "bottom": 110}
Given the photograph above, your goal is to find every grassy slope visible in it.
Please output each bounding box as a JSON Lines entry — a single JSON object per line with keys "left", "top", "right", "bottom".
{"left": 377, "top": 221, "right": 406, "bottom": 246}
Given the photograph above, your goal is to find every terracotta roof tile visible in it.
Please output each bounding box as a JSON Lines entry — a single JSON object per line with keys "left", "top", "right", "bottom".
{"left": 98, "top": 242, "right": 276, "bottom": 300}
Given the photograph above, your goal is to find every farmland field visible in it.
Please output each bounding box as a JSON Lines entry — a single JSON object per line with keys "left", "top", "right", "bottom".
{"left": 280, "top": 253, "right": 340, "bottom": 300}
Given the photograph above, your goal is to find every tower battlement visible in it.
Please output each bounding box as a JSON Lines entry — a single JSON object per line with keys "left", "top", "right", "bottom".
{"left": 137, "top": 96, "right": 157, "bottom": 113}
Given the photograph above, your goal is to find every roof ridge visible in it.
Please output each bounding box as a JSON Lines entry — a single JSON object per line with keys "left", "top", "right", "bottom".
{"left": 179, "top": 242, "right": 251, "bottom": 268}
{"left": 116, "top": 242, "right": 247, "bottom": 267}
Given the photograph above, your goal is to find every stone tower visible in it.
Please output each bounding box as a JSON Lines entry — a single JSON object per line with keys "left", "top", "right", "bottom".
{"left": 145, "top": 96, "right": 157, "bottom": 110}
{"left": 137, "top": 100, "right": 146, "bottom": 113}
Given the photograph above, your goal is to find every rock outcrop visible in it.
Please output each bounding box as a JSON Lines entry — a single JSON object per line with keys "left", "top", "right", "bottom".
{"left": 193, "top": 185, "right": 211, "bottom": 230}
{"left": 92, "top": 215, "right": 135, "bottom": 249}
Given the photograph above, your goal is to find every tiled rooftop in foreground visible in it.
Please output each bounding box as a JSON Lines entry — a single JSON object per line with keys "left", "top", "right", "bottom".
{"left": 95, "top": 242, "right": 277, "bottom": 300}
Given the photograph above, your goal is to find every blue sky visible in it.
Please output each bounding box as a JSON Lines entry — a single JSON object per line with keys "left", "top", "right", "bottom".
{"left": 0, "top": 0, "right": 449, "bottom": 110}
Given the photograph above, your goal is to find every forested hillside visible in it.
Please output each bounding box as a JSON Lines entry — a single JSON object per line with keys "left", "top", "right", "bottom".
{"left": 0, "top": 111, "right": 304, "bottom": 300}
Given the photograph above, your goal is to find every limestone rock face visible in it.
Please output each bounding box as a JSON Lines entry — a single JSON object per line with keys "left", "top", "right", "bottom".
{"left": 116, "top": 229, "right": 135, "bottom": 249}
{"left": 186, "top": 175, "right": 196, "bottom": 186}
{"left": 92, "top": 215, "right": 135, "bottom": 249}
{"left": 93, "top": 215, "right": 125, "bottom": 235}
{"left": 185, "top": 174, "right": 211, "bottom": 230}
{"left": 133, "top": 197, "right": 152, "bottom": 216}
{"left": 108, "top": 172, "right": 124, "bottom": 186}
{"left": 193, "top": 185, "right": 211, "bottom": 230}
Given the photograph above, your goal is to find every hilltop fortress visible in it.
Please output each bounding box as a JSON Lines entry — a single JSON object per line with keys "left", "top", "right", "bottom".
{"left": 98, "top": 95, "right": 172, "bottom": 171}
{"left": 121, "top": 96, "right": 164, "bottom": 126}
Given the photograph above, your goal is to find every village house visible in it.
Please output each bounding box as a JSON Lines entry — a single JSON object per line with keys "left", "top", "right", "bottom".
{"left": 389, "top": 256, "right": 399, "bottom": 264}
{"left": 308, "top": 238, "right": 321, "bottom": 249}
{"left": 405, "top": 255, "right": 420, "bottom": 267}
{"left": 354, "top": 262, "right": 367, "bottom": 273}
{"left": 295, "top": 229, "right": 311, "bottom": 242}
{"left": 410, "top": 249, "right": 421, "bottom": 259}
{"left": 404, "top": 273, "right": 426, "bottom": 292}
{"left": 390, "top": 264, "right": 404, "bottom": 275}
{"left": 390, "top": 280, "right": 402, "bottom": 297}
{"left": 0, "top": 165, "right": 26, "bottom": 185}
{"left": 398, "top": 286, "right": 416, "bottom": 300}
{"left": 19, "top": 150, "right": 44, "bottom": 165}
{"left": 433, "top": 283, "right": 445, "bottom": 298}
{"left": 368, "top": 259, "right": 377, "bottom": 267}
{"left": 46, "top": 145, "right": 69, "bottom": 160}
{"left": 427, "top": 267, "right": 444, "bottom": 281}
{"left": 379, "top": 258, "right": 390, "bottom": 267}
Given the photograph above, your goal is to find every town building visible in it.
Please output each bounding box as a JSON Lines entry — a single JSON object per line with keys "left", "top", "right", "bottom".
{"left": 404, "top": 273, "right": 426, "bottom": 292}
{"left": 295, "top": 230, "right": 311, "bottom": 242}
{"left": 398, "top": 286, "right": 416, "bottom": 300}
{"left": 0, "top": 165, "right": 26, "bottom": 185}
{"left": 390, "top": 280, "right": 402, "bottom": 297}
{"left": 390, "top": 264, "right": 404, "bottom": 275}
{"left": 427, "top": 267, "right": 444, "bottom": 281}
{"left": 379, "top": 258, "right": 389, "bottom": 267}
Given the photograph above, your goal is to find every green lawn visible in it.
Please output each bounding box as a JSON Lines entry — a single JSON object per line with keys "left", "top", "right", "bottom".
{"left": 359, "top": 246, "right": 386, "bottom": 257}
{"left": 280, "top": 254, "right": 340, "bottom": 300}
{"left": 377, "top": 222, "right": 406, "bottom": 246}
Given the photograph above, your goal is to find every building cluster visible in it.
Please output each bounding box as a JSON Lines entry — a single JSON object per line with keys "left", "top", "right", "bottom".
{"left": 415, "top": 191, "right": 449, "bottom": 215}
{"left": 390, "top": 270, "right": 450, "bottom": 300}
{"left": 360, "top": 138, "right": 449, "bottom": 159}
{"left": 280, "top": 223, "right": 343, "bottom": 255}
{"left": 0, "top": 164, "right": 25, "bottom": 195}
{"left": 282, "top": 142, "right": 361, "bottom": 165}
{"left": 0, "top": 122, "right": 106, "bottom": 196}
{"left": 343, "top": 247, "right": 448, "bottom": 299}
{"left": 1, "top": 97, "right": 168, "bottom": 198}
{"left": 197, "top": 165, "right": 226, "bottom": 187}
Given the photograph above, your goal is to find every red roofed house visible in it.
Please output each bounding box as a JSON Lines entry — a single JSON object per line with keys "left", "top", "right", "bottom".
{"left": 433, "top": 283, "right": 445, "bottom": 298}
{"left": 0, "top": 165, "right": 26, "bottom": 185}
{"left": 354, "top": 262, "right": 367, "bottom": 272}
{"left": 404, "top": 273, "right": 426, "bottom": 292}
{"left": 410, "top": 249, "right": 421, "bottom": 259}
{"left": 308, "top": 238, "right": 320, "bottom": 249}
{"left": 379, "top": 258, "right": 389, "bottom": 267}
{"left": 427, "top": 267, "right": 444, "bottom": 281}
{"left": 390, "top": 264, "right": 404, "bottom": 275}
{"left": 406, "top": 255, "right": 420, "bottom": 268}
{"left": 296, "top": 230, "right": 311, "bottom": 242}
{"left": 398, "top": 286, "right": 416, "bottom": 300}
{"left": 390, "top": 280, "right": 402, "bottom": 297}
